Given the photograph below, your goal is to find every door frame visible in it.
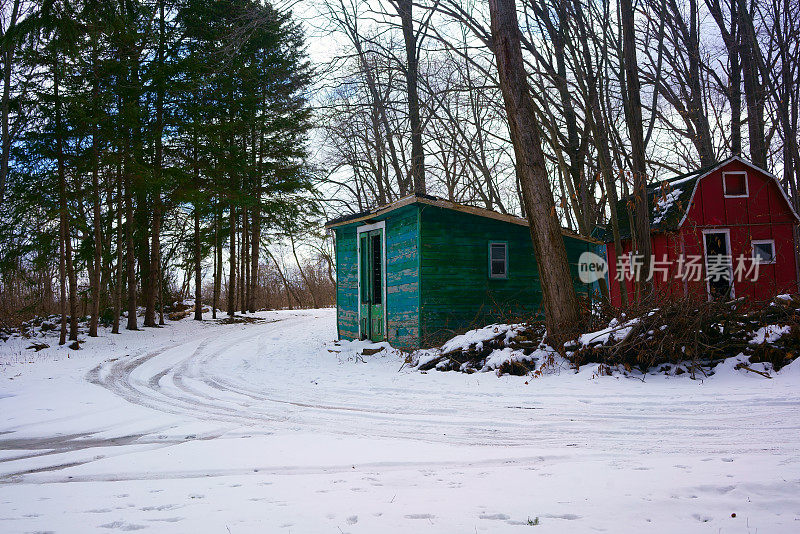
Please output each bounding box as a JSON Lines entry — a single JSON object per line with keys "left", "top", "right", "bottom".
{"left": 701, "top": 228, "right": 735, "bottom": 300}
{"left": 356, "top": 221, "right": 387, "bottom": 340}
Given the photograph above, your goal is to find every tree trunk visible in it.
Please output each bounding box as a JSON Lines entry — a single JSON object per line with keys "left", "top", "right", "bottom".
{"left": 488, "top": 0, "right": 580, "bottom": 338}
{"left": 228, "top": 206, "right": 236, "bottom": 316}
{"left": 112, "top": 162, "right": 123, "bottom": 334}
{"left": 573, "top": 0, "right": 628, "bottom": 306}
{"left": 705, "top": 0, "right": 742, "bottom": 155}
{"left": 238, "top": 219, "right": 245, "bottom": 313}
{"left": 250, "top": 181, "right": 261, "bottom": 313}
{"left": 65, "top": 217, "right": 79, "bottom": 341}
{"left": 213, "top": 196, "right": 221, "bottom": 319}
{"left": 737, "top": 0, "right": 766, "bottom": 169}
{"left": 686, "top": 0, "right": 715, "bottom": 166}
{"left": 194, "top": 206, "right": 203, "bottom": 320}
{"left": 0, "top": 0, "right": 21, "bottom": 207}
{"left": 147, "top": 0, "right": 166, "bottom": 328}
{"left": 241, "top": 207, "right": 249, "bottom": 313}
{"left": 620, "top": 0, "right": 653, "bottom": 302}
{"left": 55, "top": 51, "right": 67, "bottom": 346}
{"left": 125, "top": 153, "right": 137, "bottom": 331}
{"left": 89, "top": 40, "right": 102, "bottom": 337}
{"left": 54, "top": 49, "right": 79, "bottom": 343}
{"left": 397, "top": 0, "right": 425, "bottom": 195}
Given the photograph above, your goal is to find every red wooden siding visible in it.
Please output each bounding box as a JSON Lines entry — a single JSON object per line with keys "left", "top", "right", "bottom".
{"left": 607, "top": 160, "right": 798, "bottom": 306}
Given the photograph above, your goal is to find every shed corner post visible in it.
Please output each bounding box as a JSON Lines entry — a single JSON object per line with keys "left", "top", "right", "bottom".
{"left": 330, "top": 227, "right": 340, "bottom": 341}
{"left": 416, "top": 204, "right": 423, "bottom": 349}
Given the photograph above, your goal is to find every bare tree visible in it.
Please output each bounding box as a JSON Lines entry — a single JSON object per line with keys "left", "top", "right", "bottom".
{"left": 620, "top": 0, "right": 654, "bottom": 301}
{"left": 393, "top": 0, "right": 426, "bottom": 194}
{"left": 488, "top": 0, "right": 579, "bottom": 336}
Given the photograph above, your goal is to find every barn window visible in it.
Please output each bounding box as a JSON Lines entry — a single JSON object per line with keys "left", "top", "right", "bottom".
{"left": 752, "top": 240, "right": 776, "bottom": 264}
{"left": 723, "top": 171, "right": 748, "bottom": 197}
{"left": 489, "top": 242, "right": 508, "bottom": 279}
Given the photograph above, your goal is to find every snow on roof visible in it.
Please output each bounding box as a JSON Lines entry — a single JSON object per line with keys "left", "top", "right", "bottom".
{"left": 652, "top": 189, "right": 683, "bottom": 226}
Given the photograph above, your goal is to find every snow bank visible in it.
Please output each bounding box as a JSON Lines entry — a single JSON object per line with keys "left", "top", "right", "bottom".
{"left": 441, "top": 323, "right": 525, "bottom": 353}
{"left": 750, "top": 324, "right": 791, "bottom": 344}
{"left": 576, "top": 317, "right": 638, "bottom": 346}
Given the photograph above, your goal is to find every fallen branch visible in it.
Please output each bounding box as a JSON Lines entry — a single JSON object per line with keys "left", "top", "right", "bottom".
{"left": 735, "top": 363, "right": 773, "bottom": 378}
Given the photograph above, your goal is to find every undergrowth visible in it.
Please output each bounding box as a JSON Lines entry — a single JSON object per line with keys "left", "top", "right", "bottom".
{"left": 411, "top": 295, "right": 800, "bottom": 377}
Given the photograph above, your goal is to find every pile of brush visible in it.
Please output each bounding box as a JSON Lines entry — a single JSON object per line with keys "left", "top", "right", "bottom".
{"left": 411, "top": 322, "right": 546, "bottom": 374}
{"left": 410, "top": 295, "right": 800, "bottom": 377}
{"left": 567, "top": 296, "right": 800, "bottom": 376}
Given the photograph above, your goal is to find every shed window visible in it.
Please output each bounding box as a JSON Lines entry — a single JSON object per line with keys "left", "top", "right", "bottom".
{"left": 489, "top": 242, "right": 508, "bottom": 279}
{"left": 371, "top": 233, "right": 382, "bottom": 304}
{"left": 360, "top": 235, "right": 369, "bottom": 304}
{"left": 752, "top": 240, "right": 776, "bottom": 264}
{"left": 723, "top": 171, "right": 748, "bottom": 197}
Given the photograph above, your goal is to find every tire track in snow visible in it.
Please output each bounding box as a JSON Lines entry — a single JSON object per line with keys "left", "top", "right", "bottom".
{"left": 86, "top": 311, "right": 800, "bottom": 453}
{"left": 89, "top": 329, "right": 288, "bottom": 426}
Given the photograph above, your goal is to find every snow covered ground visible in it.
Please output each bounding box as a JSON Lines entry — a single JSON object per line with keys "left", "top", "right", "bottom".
{"left": 1, "top": 308, "right": 799, "bottom": 533}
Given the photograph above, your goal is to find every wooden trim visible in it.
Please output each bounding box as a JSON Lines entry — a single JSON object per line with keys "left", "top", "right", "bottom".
{"left": 331, "top": 228, "right": 340, "bottom": 340}
{"left": 356, "top": 221, "right": 387, "bottom": 341}
{"left": 325, "top": 195, "right": 419, "bottom": 229}
{"left": 701, "top": 228, "right": 735, "bottom": 300}
{"left": 488, "top": 241, "right": 509, "bottom": 279}
{"left": 722, "top": 170, "right": 749, "bottom": 198}
{"left": 416, "top": 206, "right": 422, "bottom": 348}
{"left": 326, "top": 194, "right": 603, "bottom": 244}
{"left": 751, "top": 239, "right": 776, "bottom": 265}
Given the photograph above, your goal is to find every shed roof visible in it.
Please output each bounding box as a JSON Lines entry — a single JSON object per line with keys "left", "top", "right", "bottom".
{"left": 324, "top": 194, "right": 601, "bottom": 244}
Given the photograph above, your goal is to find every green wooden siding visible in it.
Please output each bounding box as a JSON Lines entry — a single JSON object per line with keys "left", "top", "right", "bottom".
{"left": 334, "top": 201, "right": 593, "bottom": 349}
{"left": 418, "top": 205, "right": 592, "bottom": 346}
{"left": 384, "top": 206, "right": 420, "bottom": 349}
{"left": 334, "top": 205, "right": 421, "bottom": 349}
{"left": 334, "top": 225, "right": 359, "bottom": 341}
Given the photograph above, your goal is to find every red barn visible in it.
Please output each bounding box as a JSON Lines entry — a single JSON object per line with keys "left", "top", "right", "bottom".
{"left": 604, "top": 156, "right": 799, "bottom": 305}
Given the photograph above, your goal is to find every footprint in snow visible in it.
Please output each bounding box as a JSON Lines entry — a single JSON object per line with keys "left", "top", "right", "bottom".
{"left": 141, "top": 504, "right": 180, "bottom": 511}
{"left": 479, "top": 513, "right": 510, "bottom": 520}
{"left": 405, "top": 514, "right": 435, "bottom": 520}
{"left": 544, "top": 513, "right": 581, "bottom": 520}
{"left": 147, "top": 517, "right": 182, "bottom": 523}
{"left": 99, "top": 521, "right": 146, "bottom": 531}
{"left": 346, "top": 515, "right": 358, "bottom": 525}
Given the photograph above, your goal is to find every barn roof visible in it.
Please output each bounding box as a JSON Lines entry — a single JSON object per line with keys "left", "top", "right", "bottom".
{"left": 325, "top": 193, "right": 601, "bottom": 244}
{"left": 603, "top": 156, "right": 799, "bottom": 241}
{"left": 610, "top": 166, "right": 706, "bottom": 240}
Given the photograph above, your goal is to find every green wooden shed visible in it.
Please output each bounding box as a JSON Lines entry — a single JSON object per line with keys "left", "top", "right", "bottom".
{"left": 325, "top": 194, "right": 599, "bottom": 349}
